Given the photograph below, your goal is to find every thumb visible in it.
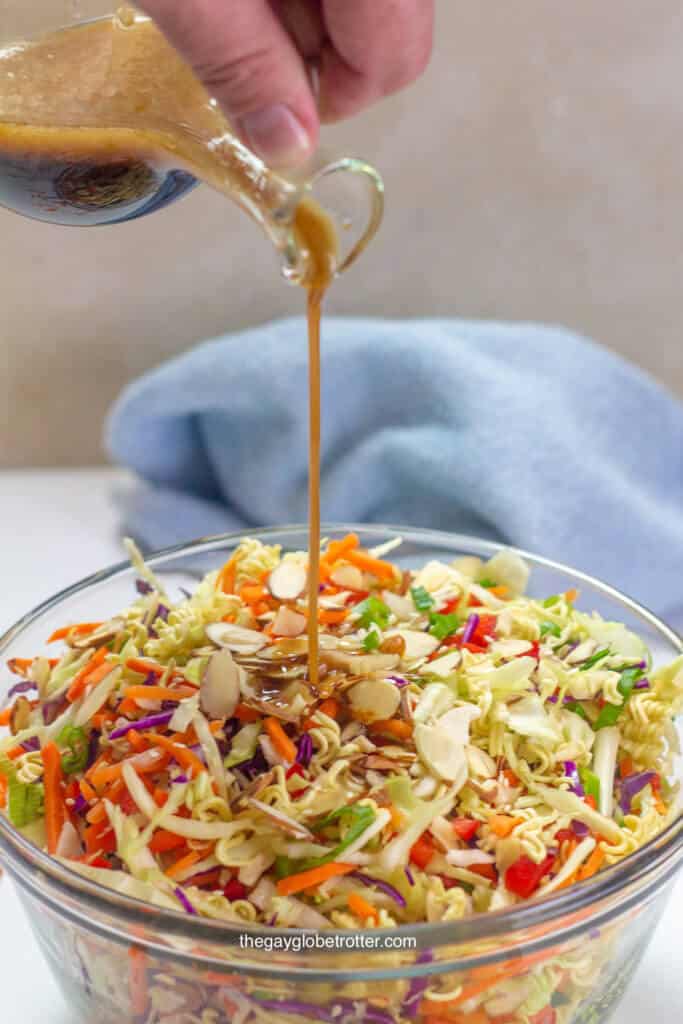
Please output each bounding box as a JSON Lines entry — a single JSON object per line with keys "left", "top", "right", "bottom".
{"left": 138, "top": 0, "right": 319, "bottom": 167}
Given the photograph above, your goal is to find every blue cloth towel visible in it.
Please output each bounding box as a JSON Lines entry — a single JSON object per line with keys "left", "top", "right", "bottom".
{"left": 106, "top": 317, "right": 683, "bottom": 622}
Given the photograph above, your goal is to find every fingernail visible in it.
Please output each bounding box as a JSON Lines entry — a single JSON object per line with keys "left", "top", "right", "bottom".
{"left": 238, "top": 105, "right": 312, "bottom": 168}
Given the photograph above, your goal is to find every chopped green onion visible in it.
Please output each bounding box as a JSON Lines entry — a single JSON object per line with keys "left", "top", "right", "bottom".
{"left": 564, "top": 701, "right": 589, "bottom": 721}
{"left": 579, "top": 767, "right": 601, "bottom": 804}
{"left": 478, "top": 578, "right": 498, "bottom": 589}
{"left": 594, "top": 667, "right": 642, "bottom": 729}
{"left": 543, "top": 595, "right": 560, "bottom": 608}
{"left": 274, "top": 855, "right": 294, "bottom": 879}
{"left": 363, "top": 629, "right": 381, "bottom": 652}
{"left": 0, "top": 757, "right": 45, "bottom": 828}
{"left": 58, "top": 725, "right": 89, "bottom": 775}
{"left": 428, "top": 612, "right": 461, "bottom": 641}
{"left": 580, "top": 648, "right": 611, "bottom": 671}
{"left": 356, "top": 596, "right": 391, "bottom": 631}
{"left": 540, "top": 621, "right": 562, "bottom": 638}
{"left": 306, "top": 805, "right": 375, "bottom": 868}
{"left": 410, "top": 586, "right": 435, "bottom": 612}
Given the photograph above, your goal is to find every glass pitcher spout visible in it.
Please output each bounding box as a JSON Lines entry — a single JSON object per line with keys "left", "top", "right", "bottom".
{"left": 0, "top": 5, "right": 384, "bottom": 283}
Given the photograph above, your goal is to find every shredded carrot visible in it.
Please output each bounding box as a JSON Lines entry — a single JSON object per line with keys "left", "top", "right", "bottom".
{"left": 388, "top": 804, "right": 406, "bottom": 831}
{"left": 276, "top": 862, "right": 355, "bottom": 897}
{"left": 240, "top": 583, "right": 267, "bottom": 605}
{"left": 79, "top": 778, "right": 97, "bottom": 803}
{"left": 6, "top": 745, "right": 25, "bottom": 760}
{"left": 48, "top": 622, "right": 104, "bottom": 644}
{"left": 234, "top": 703, "right": 261, "bottom": 723}
{"left": 318, "top": 608, "right": 348, "bottom": 625}
{"left": 67, "top": 647, "right": 108, "bottom": 702}
{"left": 165, "top": 848, "right": 202, "bottom": 880}
{"left": 503, "top": 768, "right": 521, "bottom": 787}
{"left": 41, "top": 742, "right": 66, "bottom": 855}
{"left": 346, "top": 548, "right": 396, "bottom": 581}
{"left": 584, "top": 794, "right": 598, "bottom": 811}
{"left": 216, "top": 552, "right": 239, "bottom": 595}
{"left": 149, "top": 830, "right": 187, "bottom": 854}
{"left": 127, "top": 731, "right": 148, "bottom": 753}
{"left": 91, "top": 710, "right": 117, "bottom": 731}
{"left": 264, "top": 717, "right": 297, "bottom": 763}
{"left": 565, "top": 588, "right": 579, "bottom": 604}
{"left": 209, "top": 720, "right": 224, "bottom": 736}
{"left": 142, "top": 734, "right": 206, "bottom": 778}
{"left": 117, "top": 698, "right": 139, "bottom": 716}
{"left": 0, "top": 707, "right": 12, "bottom": 727}
{"left": 124, "top": 658, "right": 166, "bottom": 677}
{"left": 487, "top": 585, "right": 509, "bottom": 598}
{"left": 578, "top": 846, "right": 605, "bottom": 881}
{"left": 86, "top": 801, "right": 108, "bottom": 825}
{"left": 489, "top": 814, "right": 524, "bottom": 839}
{"left": 319, "top": 533, "right": 360, "bottom": 579}
{"left": 128, "top": 946, "right": 149, "bottom": 1016}
{"left": 7, "top": 657, "right": 34, "bottom": 675}
{"left": 347, "top": 892, "right": 379, "bottom": 923}
{"left": 368, "top": 718, "right": 413, "bottom": 741}
{"left": 309, "top": 699, "right": 337, "bottom": 721}
{"left": 619, "top": 757, "right": 635, "bottom": 779}
{"left": 124, "top": 685, "right": 198, "bottom": 703}
{"left": 0, "top": 774, "right": 7, "bottom": 809}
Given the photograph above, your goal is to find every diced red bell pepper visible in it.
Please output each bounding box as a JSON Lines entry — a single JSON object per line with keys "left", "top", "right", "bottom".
{"left": 504, "top": 854, "right": 556, "bottom": 899}
{"left": 468, "top": 862, "right": 498, "bottom": 883}
{"left": 84, "top": 820, "right": 117, "bottom": 856}
{"left": 440, "top": 597, "right": 460, "bottom": 615}
{"left": 529, "top": 1007, "right": 557, "bottom": 1024}
{"left": 224, "top": 878, "right": 249, "bottom": 901}
{"left": 410, "top": 833, "right": 436, "bottom": 869}
{"left": 286, "top": 763, "right": 305, "bottom": 780}
{"left": 470, "top": 614, "right": 498, "bottom": 645}
{"left": 452, "top": 817, "right": 479, "bottom": 841}
{"left": 554, "top": 829, "right": 576, "bottom": 845}
{"left": 525, "top": 642, "right": 541, "bottom": 661}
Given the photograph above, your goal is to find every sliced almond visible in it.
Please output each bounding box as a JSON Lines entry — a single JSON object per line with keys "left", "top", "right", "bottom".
{"left": 330, "top": 564, "right": 365, "bottom": 591}
{"left": 322, "top": 651, "right": 400, "bottom": 676}
{"left": 414, "top": 722, "right": 469, "bottom": 784}
{"left": 347, "top": 678, "right": 401, "bottom": 722}
{"left": 565, "top": 639, "right": 599, "bottom": 665}
{"left": 70, "top": 618, "right": 125, "bottom": 650}
{"left": 245, "top": 797, "right": 314, "bottom": 839}
{"left": 271, "top": 606, "right": 307, "bottom": 638}
{"left": 10, "top": 696, "right": 32, "bottom": 735}
{"left": 200, "top": 649, "right": 242, "bottom": 720}
{"left": 268, "top": 562, "right": 307, "bottom": 601}
{"left": 419, "top": 649, "right": 461, "bottom": 677}
{"left": 206, "top": 622, "right": 268, "bottom": 655}
{"left": 381, "top": 590, "right": 414, "bottom": 619}
{"left": 385, "top": 629, "right": 440, "bottom": 661}
{"left": 56, "top": 821, "right": 83, "bottom": 859}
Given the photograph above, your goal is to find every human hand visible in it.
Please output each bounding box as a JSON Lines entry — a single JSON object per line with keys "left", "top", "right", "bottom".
{"left": 138, "top": 0, "right": 434, "bottom": 167}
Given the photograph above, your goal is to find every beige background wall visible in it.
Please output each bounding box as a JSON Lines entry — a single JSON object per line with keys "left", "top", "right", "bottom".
{"left": 2, "top": 0, "right": 683, "bottom": 466}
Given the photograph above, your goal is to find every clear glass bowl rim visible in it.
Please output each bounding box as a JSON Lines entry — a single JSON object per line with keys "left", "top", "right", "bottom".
{"left": 0, "top": 523, "right": 681, "bottom": 976}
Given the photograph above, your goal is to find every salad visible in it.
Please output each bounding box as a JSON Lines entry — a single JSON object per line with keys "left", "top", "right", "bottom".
{"left": 1, "top": 533, "right": 681, "bottom": 933}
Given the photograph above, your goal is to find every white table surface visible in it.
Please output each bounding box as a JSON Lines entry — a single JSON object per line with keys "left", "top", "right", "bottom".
{"left": 0, "top": 469, "right": 680, "bottom": 1022}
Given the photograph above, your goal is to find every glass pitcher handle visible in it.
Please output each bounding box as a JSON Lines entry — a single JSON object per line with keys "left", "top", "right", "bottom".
{"left": 307, "top": 156, "right": 385, "bottom": 277}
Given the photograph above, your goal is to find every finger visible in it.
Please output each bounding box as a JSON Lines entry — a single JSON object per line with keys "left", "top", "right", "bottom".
{"left": 138, "top": 0, "right": 320, "bottom": 167}
{"left": 271, "top": 0, "right": 326, "bottom": 59}
{"left": 319, "top": 0, "right": 434, "bottom": 122}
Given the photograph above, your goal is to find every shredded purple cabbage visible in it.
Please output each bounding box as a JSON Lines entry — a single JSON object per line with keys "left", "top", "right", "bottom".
{"left": 73, "top": 793, "right": 88, "bottom": 816}
{"left": 156, "top": 604, "right": 170, "bottom": 623}
{"left": 404, "top": 865, "right": 415, "bottom": 886}
{"left": 174, "top": 887, "right": 198, "bottom": 915}
{"left": 462, "top": 613, "right": 480, "bottom": 645}
{"left": 7, "top": 680, "right": 37, "bottom": 700}
{"left": 20, "top": 737, "right": 41, "bottom": 753}
{"left": 571, "top": 819, "right": 590, "bottom": 837}
{"left": 296, "top": 732, "right": 313, "bottom": 768}
{"left": 172, "top": 774, "right": 190, "bottom": 785}
{"left": 352, "top": 872, "right": 407, "bottom": 908}
{"left": 402, "top": 949, "right": 434, "bottom": 1017}
{"left": 388, "top": 674, "right": 410, "bottom": 688}
{"left": 546, "top": 694, "right": 559, "bottom": 704}
{"left": 238, "top": 749, "right": 269, "bottom": 780}
{"left": 135, "top": 579, "right": 154, "bottom": 595}
{"left": 109, "top": 711, "right": 175, "bottom": 740}
{"left": 634, "top": 678, "right": 651, "bottom": 690}
{"left": 563, "top": 761, "right": 584, "bottom": 797}
{"left": 619, "top": 771, "right": 657, "bottom": 813}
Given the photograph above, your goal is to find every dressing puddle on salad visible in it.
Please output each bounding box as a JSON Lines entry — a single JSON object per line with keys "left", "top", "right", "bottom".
{"left": 0, "top": 7, "right": 337, "bottom": 685}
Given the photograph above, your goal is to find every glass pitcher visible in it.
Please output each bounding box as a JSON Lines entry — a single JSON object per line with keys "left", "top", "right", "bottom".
{"left": 0, "top": 2, "right": 384, "bottom": 283}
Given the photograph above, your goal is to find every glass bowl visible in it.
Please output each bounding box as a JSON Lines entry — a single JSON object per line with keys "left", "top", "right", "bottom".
{"left": 0, "top": 525, "right": 680, "bottom": 1024}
